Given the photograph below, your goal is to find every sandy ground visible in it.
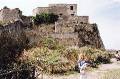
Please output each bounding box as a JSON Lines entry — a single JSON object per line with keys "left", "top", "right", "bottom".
{"left": 37, "top": 58, "right": 120, "bottom": 79}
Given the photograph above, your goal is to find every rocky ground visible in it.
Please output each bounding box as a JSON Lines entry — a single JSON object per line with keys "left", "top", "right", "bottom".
{"left": 37, "top": 58, "right": 120, "bottom": 79}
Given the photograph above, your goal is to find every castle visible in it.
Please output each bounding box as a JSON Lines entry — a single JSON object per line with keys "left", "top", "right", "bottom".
{"left": 0, "top": 4, "right": 105, "bottom": 49}
{"left": 33, "top": 4, "right": 89, "bottom": 23}
{"left": 32, "top": 4, "right": 104, "bottom": 49}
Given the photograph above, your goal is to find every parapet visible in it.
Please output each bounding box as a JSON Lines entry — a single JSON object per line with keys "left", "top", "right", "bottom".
{"left": 32, "top": 7, "right": 50, "bottom": 16}
{"left": 77, "top": 16, "right": 89, "bottom": 23}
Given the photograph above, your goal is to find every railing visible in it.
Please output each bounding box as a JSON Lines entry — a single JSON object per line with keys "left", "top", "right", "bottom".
{"left": 0, "top": 66, "right": 36, "bottom": 79}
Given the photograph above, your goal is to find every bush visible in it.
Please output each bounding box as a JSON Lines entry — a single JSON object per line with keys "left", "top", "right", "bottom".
{"left": 40, "top": 37, "right": 63, "bottom": 50}
{"left": 21, "top": 37, "right": 111, "bottom": 74}
{"left": 23, "top": 42, "right": 112, "bottom": 74}
{"left": 22, "top": 42, "right": 78, "bottom": 74}
{"left": 32, "top": 13, "right": 59, "bottom": 25}
{"left": 0, "top": 27, "right": 29, "bottom": 69}
{"left": 79, "top": 47, "right": 111, "bottom": 67}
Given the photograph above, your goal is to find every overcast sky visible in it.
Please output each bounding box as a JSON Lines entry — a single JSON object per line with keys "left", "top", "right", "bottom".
{"left": 0, "top": 0, "right": 120, "bottom": 50}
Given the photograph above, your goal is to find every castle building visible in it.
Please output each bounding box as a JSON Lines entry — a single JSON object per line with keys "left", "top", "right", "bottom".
{"left": 33, "top": 4, "right": 77, "bottom": 16}
{"left": 32, "top": 4, "right": 105, "bottom": 49}
{"left": 0, "top": 4, "right": 104, "bottom": 49}
{"left": 33, "top": 4, "right": 89, "bottom": 23}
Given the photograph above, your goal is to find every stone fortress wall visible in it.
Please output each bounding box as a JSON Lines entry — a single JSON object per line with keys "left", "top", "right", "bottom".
{"left": 32, "top": 4, "right": 104, "bottom": 48}
{"left": 0, "top": 6, "right": 22, "bottom": 23}
{"left": 33, "top": 4, "right": 89, "bottom": 23}
{"left": 32, "top": 7, "right": 49, "bottom": 16}
{"left": 49, "top": 4, "right": 77, "bottom": 17}
{"left": 0, "top": 4, "right": 104, "bottom": 49}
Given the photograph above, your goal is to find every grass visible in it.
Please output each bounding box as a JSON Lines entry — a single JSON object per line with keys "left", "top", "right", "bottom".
{"left": 101, "top": 69, "right": 120, "bottom": 79}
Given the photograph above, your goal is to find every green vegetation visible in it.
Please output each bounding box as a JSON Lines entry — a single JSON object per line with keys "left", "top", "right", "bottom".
{"left": 0, "top": 30, "right": 111, "bottom": 74}
{"left": 79, "top": 47, "right": 111, "bottom": 67}
{"left": 23, "top": 37, "right": 78, "bottom": 74}
{"left": 32, "top": 13, "right": 59, "bottom": 25}
{"left": 22, "top": 37, "right": 111, "bottom": 74}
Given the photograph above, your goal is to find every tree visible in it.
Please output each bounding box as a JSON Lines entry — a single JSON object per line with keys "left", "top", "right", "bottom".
{"left": 32, "top": 13, "right": 59, "bottom": 25}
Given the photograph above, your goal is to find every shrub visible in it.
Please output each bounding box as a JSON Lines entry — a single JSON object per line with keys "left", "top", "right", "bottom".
{"left": 79, "top": 47, "right": 111, "bottom": 67}
{"left": 22, "top": 45, "right": 78, "bottom": 74}
{"left": 32, "top": 13, "right": 59, "bottom": 25}
{"left": 40, "top": 37, "right": 63, "bottom": 50}
{"left": 0, "top": 27, "right": 29, "bottom": 69}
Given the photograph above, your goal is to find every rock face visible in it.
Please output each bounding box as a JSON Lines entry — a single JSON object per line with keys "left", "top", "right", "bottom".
{"left": 33, "top": 22, "right": 105, "bottom": 49}
{"left": 0, "top": 20, "right": 30, "bottom": 69}
{"left": 0, "top": 20, "right": 105, "bottom": 50}
{"left": 75, "top": 23, "right": 105, "bottom": 49}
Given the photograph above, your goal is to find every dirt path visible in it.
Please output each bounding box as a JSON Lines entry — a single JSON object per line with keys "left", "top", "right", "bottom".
{"left": 38, "top": 58, "right": 120, "bottom": 79}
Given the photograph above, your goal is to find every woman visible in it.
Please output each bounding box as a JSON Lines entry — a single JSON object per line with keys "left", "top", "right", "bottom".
{"left": 78, "top": 53, "right": 90, "bottom": 79}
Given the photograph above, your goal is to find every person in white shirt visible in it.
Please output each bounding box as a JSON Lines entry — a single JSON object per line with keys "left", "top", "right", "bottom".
{"left": 78, "top": 54, "right": 90, "bottom": 79}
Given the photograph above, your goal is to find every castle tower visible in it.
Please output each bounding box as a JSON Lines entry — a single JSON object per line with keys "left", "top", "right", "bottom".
{"left": 32, "top": 4, "right": 77, "bottom": 17}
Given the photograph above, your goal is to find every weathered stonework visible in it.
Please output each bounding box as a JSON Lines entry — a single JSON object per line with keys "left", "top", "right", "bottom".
{"left": 75, "top": 23, "right": 105, "bottom": 49}
{"left": 33, "top": 4, "right": 89, "bottom": 23}
{"left": 33, "top": 7, "right": 49, "bottom": 16}
{"left": 50, "top": 33, "right": 79, "bottom": 46}
{"left": 0, "top": 4, "right": 104, "bottom": 49}
{"left": 32, "top": 4, "right": 104, "bottom": 49}
{"left": 0, "top": 7, "right": 22, "bottom": 23}
{"left": 33, "top": 4, "right": 77, "bottom": 16}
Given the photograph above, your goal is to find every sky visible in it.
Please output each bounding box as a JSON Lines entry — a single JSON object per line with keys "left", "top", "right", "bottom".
{"left": 0, "top": 0, "right": 120, "bottom": 50}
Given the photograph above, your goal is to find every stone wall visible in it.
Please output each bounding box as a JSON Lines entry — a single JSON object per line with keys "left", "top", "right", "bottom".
{"left": 0, "top": 20, "right": 105, "bottom": 49}
{"left": 76, "top": 16, "right": 89, "bottom": 23}
{"left": 55, "top": 21, "right": 75, "bottom": 33}
{"left": 68, "top": 16, "right": 89, "bottom": 24}
{"left": 49, "top": 4, "right": 77, "bottom": 16}
{"left": 32, "top": 4, "right": 77, "bottom": 18}
{"left": 75, "top": 23, "right": 105, "bottom": 49}
{"left": 32, "top": 7, "right": 50, "bottom": 16}
{"left": 0, "top": 7, "right": 22, "bottom": 23}
{"left": 35, "top": 21, "right": 104, "bottom": 49}
{"left": 50, "top": 33, "right": 79, "bottom": 46}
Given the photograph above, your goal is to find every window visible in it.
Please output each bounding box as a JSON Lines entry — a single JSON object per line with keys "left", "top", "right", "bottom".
{"left": 80, "top": 22, "right": 84, "bottom": 24}
{"left": 59, "top": 13, "right": 63, "bottom": 16}
{"left": 71, "top": 14, "right": 74, "bottom": 16}
{"left": 70, "top": 6, "right": 73, "bottom": 10}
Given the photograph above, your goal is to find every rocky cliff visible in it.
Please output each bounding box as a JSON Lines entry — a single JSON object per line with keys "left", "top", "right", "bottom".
{"left": 75, "top": 23, "right": 105, "bottom": 49}
{"left": 0, "top": 20, "right": 105, "bottom": 49}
